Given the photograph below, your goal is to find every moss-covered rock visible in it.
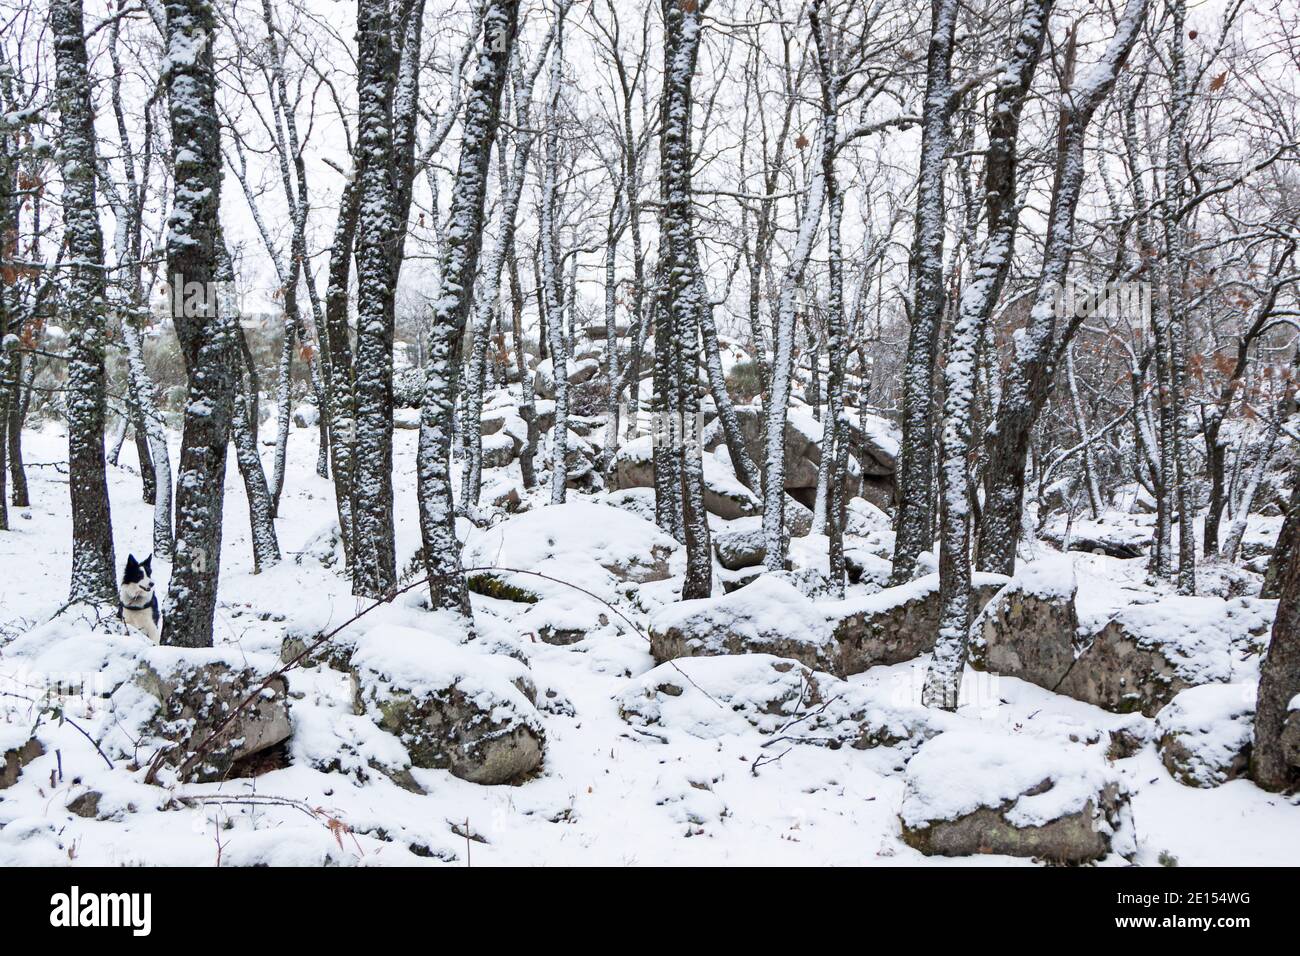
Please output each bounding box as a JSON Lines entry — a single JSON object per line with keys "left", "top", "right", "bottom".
{"left": 349, "top": 626, "right": 545, "bottom": 786}
{"left": 970, "top": 557, "right": 1079, "bottom": 690}
{"left": 648, "top": 575, "right": 836, "bottom": 672}
{"left": 1056, "top": 597, "right": 1274, "bottom": 717}
{"left": 899, "top": 731, "right": 1135, "bottom": 864}
{"left": 1155, "top": 684, "right": 1255, "bottom": 788}
{"left": 826, "top": 572, "right": 1009, "bottom": 676}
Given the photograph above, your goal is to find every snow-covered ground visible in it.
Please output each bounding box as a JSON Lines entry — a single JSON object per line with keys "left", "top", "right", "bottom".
{"left": 1, "top": 422, "right": 1296, "bottom": 866}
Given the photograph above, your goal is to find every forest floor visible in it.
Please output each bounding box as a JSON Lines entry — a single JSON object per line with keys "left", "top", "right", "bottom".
{"left": 0, "top": 420, "right": 1297, "bottom": 866}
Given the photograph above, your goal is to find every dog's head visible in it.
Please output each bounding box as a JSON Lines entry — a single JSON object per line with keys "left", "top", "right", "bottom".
{"left": 122, "top": 554, "right": 155, "bottom": 595}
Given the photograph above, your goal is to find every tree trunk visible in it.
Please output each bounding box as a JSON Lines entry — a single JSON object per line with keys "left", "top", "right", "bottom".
{"left": 350, "top": 0, "right": 401, "bottom": 598}
{"left": 889, "top": 0, "right": 959, "bottom": 585}
{"left": 53, "top": 0, "right": 117, "bottom": 604}
{"left": 539, "top": 20, "right": 570, "bottom": 505}
{"left": 323, "top": 170, "right": 360, "bottom": 562}
{"left": 418, "top": 0, "right": 520, "bottom": 617}
{"left": 1252, "top": 464, "right": 1300, "bottom": 791}
{"left": 661, "top": 0, "right": 713, "bottom": 598}
{"left": 924, "top": 0, "right": 1053, "bottom": 709}
{"left": 161, "top": 0, "right": 234, "bottom": 648}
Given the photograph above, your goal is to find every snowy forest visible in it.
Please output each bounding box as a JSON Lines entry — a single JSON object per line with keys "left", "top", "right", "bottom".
{"left": 0, "top": 0, "right": 1298, "bottom": 868}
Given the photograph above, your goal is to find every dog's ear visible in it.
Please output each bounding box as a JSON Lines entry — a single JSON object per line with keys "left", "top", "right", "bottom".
{"left": 125, "top": 554, "right": 139, "bottom": 571}
{"left": 142, "top": 555, "right": 153, "bottom": 574}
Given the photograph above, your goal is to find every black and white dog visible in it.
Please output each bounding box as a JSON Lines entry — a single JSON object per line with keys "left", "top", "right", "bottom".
{"left": 119, "top": 554, "right": 162, "bottom": 643}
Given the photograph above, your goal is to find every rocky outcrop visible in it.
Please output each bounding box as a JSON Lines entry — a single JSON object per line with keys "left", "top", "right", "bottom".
{"left": 649, "top": 575, "right": 836, "bottom": 672}
{"left": 1057, "top": 597, "right": 1275, "bottom": 717}
{"left": 121, "top": 652, "right": 292, "bottom": 783}
{"left": 970, "top": 557, "right": 1080, "bottom": 690}
{"left": 900, "top": 731, "right": 1135, "bottom": 864}
{"left": 462, "top": 501, "right": 677, "bottom": 586}
{"left": 350, "top": 626, "right": 545, "bottom": 786}
{"left": 481, "top": 430, "right": 517, "bottom": 469}
{"left": 825, "top": 572, "right": 1010, "bottom": 676}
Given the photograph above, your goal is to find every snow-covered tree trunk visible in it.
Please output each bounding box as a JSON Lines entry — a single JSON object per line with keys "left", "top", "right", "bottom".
{"left": 652, "top": 283, "right": 683, "bottom": 541}
{"left": 923, "top": 0, "right": 1053, "bottom": 710}
{"left": 1066, "top": 345, "right": 1103, "bottom": 518}
{"left": 53, "top": 0, "right": 117, "bottom": 604}
{"left": 323, "top": 170, "right": 360, "bottom": 563}
{"left": 350, "top": 0, "right": 401, "bottom": 598}
{"left": 268, "top": 299, "right": 296, "bottom": 517}
{"left": 218, "top": 245, "right": 280, "bottom": 574}
{"left": 460, "top": 302, "right": 492, "bottom": 512}
{"left": 659, "top": 0, "right": 714, "bottom": 598}
{"left": 539, "top": 16, "right": 570, "bottom": 505}
{"left": 0, "top": 103, "right": 17, "bottom": 533}
{"left": 697, "top": 268, "right": 760, "bottom": 491}
{"left": 889, "top": 0, "right": 959, "bottom": 585}
{"left": 975, "top": 0, "right": 1148, "bottom": 577}
{"left": 128, "top": 402, "right": 156, "bottom": 504}
{"left": 122, "top": 318, "right": 174, "bottom": 557}
{"left": 509, "top": 236, "right": 539, "bottom": 489}
{"left": 599, "top": 194, "right": 626, "bottom": 475}
{"left": 1118, "top": 77, "right": 1172, "bottom": 578}
{"left": 1163, "top": 0, "right": 1197, "bottom": 595}
{"left": 1252, "top": 465, "right": 1300, "bottom": 790}
{"left": 762, "top": 123, "right": 827, "bottom": 570}
{"left": 809, "top": 0, "right": 849, "bottom": 597}
{"left": 417, "top": 0, "right": 519, "bottom": 617}
{"left": 461, "top": 18, "right": 562, "bottom": 506}
{"left": 1264, "top": 478, "right": 1300, "bottom": 599}
{"left": 161, "top": 0, "right": 235, "bottom": 648}
{"left": 1220, "top": 427, "right": 1279, "bottom": 564}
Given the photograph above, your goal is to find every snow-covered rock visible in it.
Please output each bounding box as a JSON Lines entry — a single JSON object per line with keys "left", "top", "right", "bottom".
{"left": 612, "top": 437, "right": 765, "bottom": 519}
{"left": 824, "top": 572, "right": 1010, "bottom": 676}
{"left": 603, "top": 487, "right": 656, "bottom": 523}
{"left": 713, "top": 516, "right": 787, "bottom": 571}
{"left": 349, "top": 624, "right": 544, "bottom": 786}
{"left": 649, "top": 575, "right": 836, "bottom": 671}
{"left": 534, "top": 357, "right": 600, "bottom": 400}
{"left": 1040, "top": 515, "right": 1148, "bottom": 559}
{"left": 481, "top": 430, "right": 517, "bottom": 469}
{"left": 115, "top": 648, "right": 292, "bottom": 784}
{"left": 844, "top": 497, "right": 892, "bottom": 537}
{"left": 292, "top": 402, "right": 319, "bottom": 428}
{"left": 462, "top": 501, "right": 677, "bottom": 587}
{"left": 1156, "top": 684, "right": 1256, "bottom": 787}
{"left": 703, "top": 455, "right": 764, "bottom": 520}
{"left": 970, "top": 556, "right": 1080, "bottom": 690}
{"left": 899, "top": 731, "right": 1135, "bottom": 863}
{"left": 516, "top": 595, "right": 615, "bottom": 645}
{"left": 1057, "top": 596, "right": 1275, "bottom": 716}
{"left": 1, "top": 726, "right": 43, "bottom": 790}
{"left": 618, "top": 654, "right": 949, "bottom": 764}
